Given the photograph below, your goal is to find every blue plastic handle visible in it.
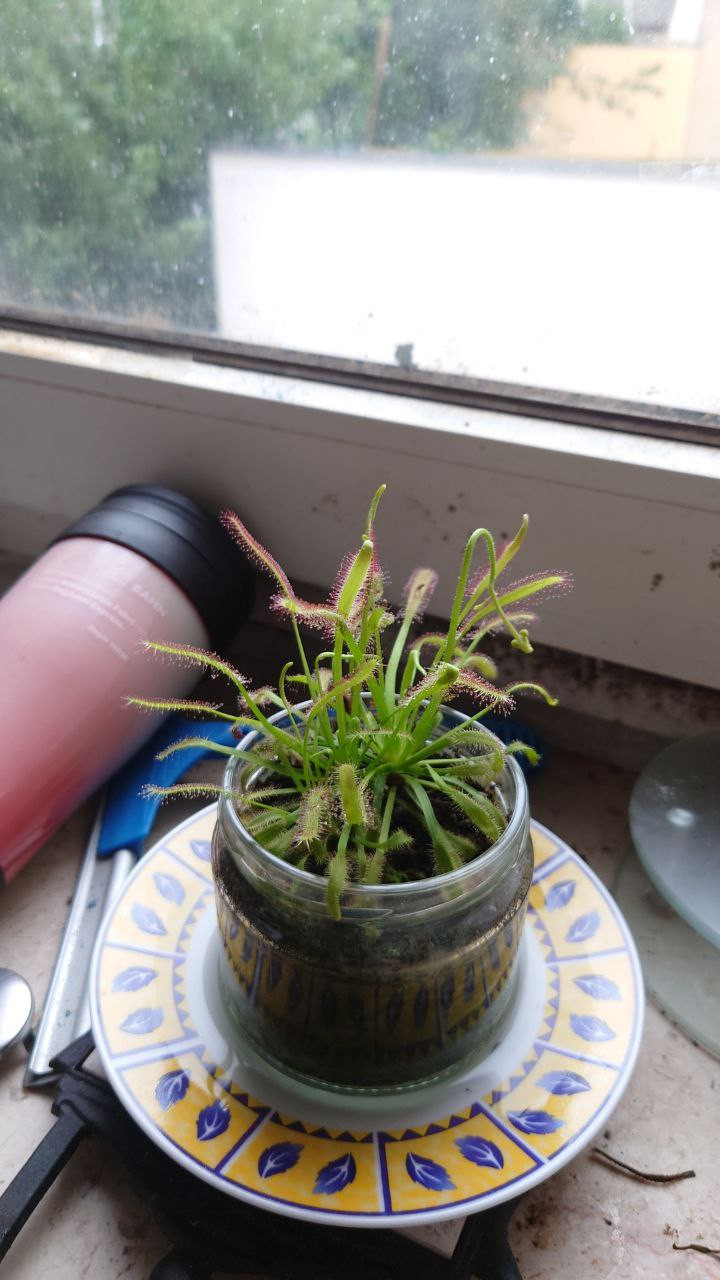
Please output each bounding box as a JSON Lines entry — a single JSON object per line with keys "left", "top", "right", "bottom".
{"left": 96, "top": 716, "right": 243, "bottom": 859}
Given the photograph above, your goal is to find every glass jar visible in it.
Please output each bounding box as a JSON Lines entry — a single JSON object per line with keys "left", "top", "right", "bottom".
{"left": 211, "top": 707, "right": 534, "bottom": 1091}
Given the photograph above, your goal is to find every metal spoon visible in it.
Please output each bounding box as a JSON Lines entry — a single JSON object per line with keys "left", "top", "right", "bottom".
{"left": 0, "top": 969, "right": 34, "bottom": 1057}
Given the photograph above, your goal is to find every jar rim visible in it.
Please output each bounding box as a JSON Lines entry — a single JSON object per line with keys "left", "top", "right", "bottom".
{"left": 218, "top": 703, "right": 529, "bottom": 903}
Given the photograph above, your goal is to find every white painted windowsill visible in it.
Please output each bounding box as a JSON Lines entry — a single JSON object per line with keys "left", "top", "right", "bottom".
{"left": 1, "top": 328, "right": 718, "bottom": 691}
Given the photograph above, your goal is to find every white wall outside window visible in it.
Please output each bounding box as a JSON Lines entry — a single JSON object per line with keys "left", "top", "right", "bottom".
{"left": 211, "top": 151, "right": 720, "bottom": 414}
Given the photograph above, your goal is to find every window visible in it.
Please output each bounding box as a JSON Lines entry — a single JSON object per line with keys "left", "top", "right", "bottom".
{"left": 1, "top": 0, "right": 719, "bottom": 421}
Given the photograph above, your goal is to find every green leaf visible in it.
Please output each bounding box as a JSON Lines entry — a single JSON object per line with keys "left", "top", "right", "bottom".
{"left": 506, "top": 740, "right": 542, "bottom": 767}
{"left": 400, "top": 568, "right": 438, "bottom": 623}
{"left": 141, "top": 641, "right": 249, "bottom": 691}
{"left": 377, "top": 828, "right": 412, "bottom": 852}
{"left": 236, "top": 785, "right": 296, "bottom": 805}
{"left": 437, "top": 756, "right": 503, "bottom": 784}
{"left": 336, "top": 538, "right": 374, "bottom": 619}
{"left": 460, "top": 653, "right": 498, "bottom": 680}
{"left": 244, "top": 810, "right": 297, "bottom": 840}
{"left": 265, "top": 828, "right": 297, "bottom": 857}
{"left": 337, "top": 763, "right": 365, "bottom": 825}
{"left": 364, "top": 484, "right": 386, "bottom": 539}
{"left": 447, "top": 832, "right": 477, "bottom": 860}
{"left": 326, "top": 848, "right": 348, "bottom": 920}
{"left": 461, "top": 515, "right": 529, "bottom": 618}
{"left": 400, "top": 663, "right": 459, "bottom": 717}
{"left": 126, "top": 696, "right": 236, "bottom": 722}
{"left": 141, "top": 782, "right": 233, "bottom": 802}
{"left": 502, "top": 681, "right": 558, "bottom": 707}
{"left": 363, "top": 831, "right": 411, "bottom": 885}
{"left": 405, "top": 779, "right": 461, "bottom": 875}
{"left": 447, "top": 784, "right": 506, "bottom": 843}
{"left": 304, "top": 656, "right": 379, "bottom": 729}
{"left": 293, "top": 784, "right": 332, "bottom": 846}
{"left": 452, "top": 728, "right": 504, "bottom": 751}
{"left": 153, "top": 736, "right": 240, "bottom": 761}
{"left": 364, "top": 848, "right": 386, "bottom": 885}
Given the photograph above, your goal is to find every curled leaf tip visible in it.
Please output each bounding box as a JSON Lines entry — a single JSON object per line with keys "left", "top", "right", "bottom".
{"left": 511, "top": 629, "right": 533, "bottom": 654}
{"left": 220, "top": 509, "right": 293, "bottom": 597}
{"left": 402, "top": 567, "right": 438, "bottom": 622}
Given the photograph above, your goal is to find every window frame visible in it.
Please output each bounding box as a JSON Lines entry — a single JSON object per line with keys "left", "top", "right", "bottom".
{"left": 1, "top": 320, "right": 719, "bottom": 693}
{"left": 1, "top": 306, "right": 717, "bottom": 447}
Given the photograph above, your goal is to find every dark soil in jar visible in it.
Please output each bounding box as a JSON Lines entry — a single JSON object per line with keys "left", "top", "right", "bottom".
{"left": 299, "top": 789, "right": 497, "bottom": 884}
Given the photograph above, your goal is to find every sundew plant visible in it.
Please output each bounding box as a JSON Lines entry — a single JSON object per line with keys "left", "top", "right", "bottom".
{"left": 131, "top": 487, "right": 570, "bottom": 917}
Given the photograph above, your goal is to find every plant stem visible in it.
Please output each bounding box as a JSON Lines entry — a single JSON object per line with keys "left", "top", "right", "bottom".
{"left": 440, "top": 529, "right": 484, "bottom": 664}
{"left": 378, "top": 785, "right": 396, "bottom": 846}
{"left": 457, "top": 514, "right": 528, "bottom": 626}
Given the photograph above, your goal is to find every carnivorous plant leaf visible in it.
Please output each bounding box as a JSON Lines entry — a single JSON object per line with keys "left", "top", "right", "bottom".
{"left": 137, "top": 488, "right": 568, "bottom": 914}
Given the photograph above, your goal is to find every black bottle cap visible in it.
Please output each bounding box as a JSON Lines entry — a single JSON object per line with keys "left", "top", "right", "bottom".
{"left": 53, "top": 484, "right": 255, "bottom": 650}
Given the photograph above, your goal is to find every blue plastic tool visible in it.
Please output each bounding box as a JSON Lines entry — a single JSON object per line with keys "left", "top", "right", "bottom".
{"left": 25, "top": 715, "right": 244, "bottom": 1086}
{"left": 96, "top": 716, "right": 239, "bottom": 859}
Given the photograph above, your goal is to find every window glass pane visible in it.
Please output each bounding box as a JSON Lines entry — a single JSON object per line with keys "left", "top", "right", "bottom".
{"left": 1, "top": 0, "right": 718, "bottom": 414}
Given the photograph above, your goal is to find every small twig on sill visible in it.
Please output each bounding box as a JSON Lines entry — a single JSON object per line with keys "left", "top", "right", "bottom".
{"left": 591, "top": 1147, "right": 696, "bottom": 1184}
{"left": 672, "top": 1242, "right": 720, "bottom": 1261}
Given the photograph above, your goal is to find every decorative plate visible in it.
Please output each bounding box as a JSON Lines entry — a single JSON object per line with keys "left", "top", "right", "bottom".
{"left": 90, "top": 808, "right": 643, "bottom": 1228}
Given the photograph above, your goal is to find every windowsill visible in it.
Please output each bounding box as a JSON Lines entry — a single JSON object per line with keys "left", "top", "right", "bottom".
{"left": 1, "top": 326, "right": 719, "bottom": 691}
{"left": 0, "top": 627, "right": 715, "bottom": 1277}
{"left": 0, "top": 517, "right": 715, "bottom": 1273}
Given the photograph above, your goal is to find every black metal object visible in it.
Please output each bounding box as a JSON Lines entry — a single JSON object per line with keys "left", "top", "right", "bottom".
{"left": 0, "top": 1033, "right": 525, "bottom": 1280}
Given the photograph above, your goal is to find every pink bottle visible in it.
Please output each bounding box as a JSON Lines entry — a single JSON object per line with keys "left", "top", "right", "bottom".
{"left": 0, "top": 485, "right": 254, "bottom": 885}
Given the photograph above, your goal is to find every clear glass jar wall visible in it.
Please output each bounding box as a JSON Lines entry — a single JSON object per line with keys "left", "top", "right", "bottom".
{"left": 211, "top": 711, "right": 534, "bottom": 1090}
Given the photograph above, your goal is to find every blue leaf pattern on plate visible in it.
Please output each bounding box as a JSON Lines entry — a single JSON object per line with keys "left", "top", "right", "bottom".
{"left": 463, "top": 963, "right": 475, "bottom": 1002}
{"left": 507, "top": 1109, "right": 564, "bottom": 1135}
{"left": 267, "top": 955, "right": 283, "bottom": 990}
{"left": 154, "top": 872, "right": 185, "bottom": 905}
{"left": 131, "top": 903, "right": 167, "bottom": 936}
{"left": 545, "top": 879, "right": 575, "bottom": 911}
{"left": 538, "top": 1070, "right": 591, "bottom": 1096}
{"left": 196, "top": 1100, "right": 231, "bottom": 1141}
{"left": 120, "top": 1006, "right": 163, "bottom": 1035}
{"left": 574, "top": 974, "right": 620, "bottom": 1000}
{"left": 191, "top": 839, "right": 212, "bottom": 862}
{"left": 571, "top": 1014, "right": 616, "bottom": 1042}
{"left": 455, "top": 1136, "right": 504, "bottom": 1170}
{"left": 440, "top": 975, "right": 455, "bottom": 1010}
{"left": 313, "top": 1153, "right": 356, "bottom": 1194}
{"left": 565, "top": 910, "right": 600, "bottom": 944}
{"left": 258, "top": 1142, "right": 303, "bottom": 1178}
{"left": 155, "top": 1069, "right": 190, "bottom": 1110}
{"left": 112, "top": 966, "right": 157, "bottom": 993}
{"left": 413, "top": 985, "right": 429, "bottom": 1028}
{"left": 405, "top": 1153, "right": 456, "bottom": 1191}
